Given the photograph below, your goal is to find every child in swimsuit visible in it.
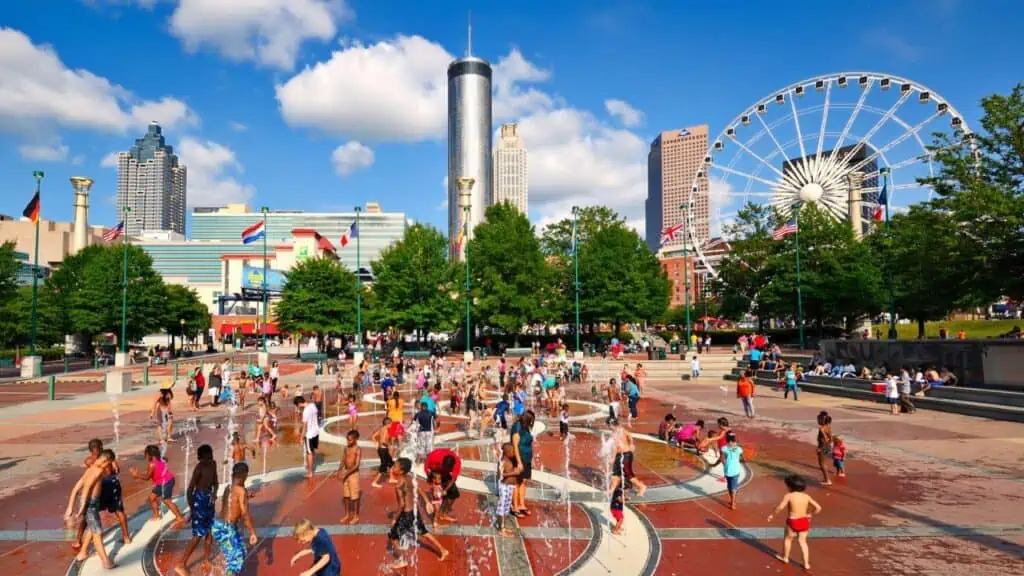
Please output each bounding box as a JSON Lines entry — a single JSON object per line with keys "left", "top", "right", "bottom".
{"left": 428, "top": 470, "right": 444, "bottom": 531}
{"left": 130, "top": 444, "right": 185, "bottom": 525}
{"left": 347, "top": 393, "right": 358, "bottom": 428}
{"left": 768, "top": 474, "right": 823, "bottom": 570}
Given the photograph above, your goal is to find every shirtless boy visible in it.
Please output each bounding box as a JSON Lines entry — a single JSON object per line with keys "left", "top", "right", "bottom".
{"left": 336, "top": 430, "right": 362, "bottom": 524}
{"left": 371, "top": 418, "right": 396, "bottom": 488}
{"left": 65, "top": 449, "right": 117, "bottom": 568}
{"left": 605, "top": 378, "right": 621, "bottom": 424}
{"left": 212, "top": 463, "right": 259, "bottom": 576}
{"left": 609, "top": 419, "right": 647, "bottom": 497}
{"left": 387, "top": 457, "right": 449, "bottom": 570}
{"left": 767, "top": 474, "right": 823, "bottom": 570}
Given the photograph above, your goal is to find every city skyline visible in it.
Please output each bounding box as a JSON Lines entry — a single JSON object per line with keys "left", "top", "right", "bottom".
{"left": 1, "top": 1, "right": 1022, "bottom": 239}
{"left": 116, "top": 122, "right": 187, "bottom": 237}
{"left": 492, "top": 123, "right": 529, "bottom": 215}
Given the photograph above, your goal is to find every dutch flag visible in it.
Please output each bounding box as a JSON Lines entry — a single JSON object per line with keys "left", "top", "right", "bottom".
{"left": 241, "top": 221, "right": 265, "bottom": 244}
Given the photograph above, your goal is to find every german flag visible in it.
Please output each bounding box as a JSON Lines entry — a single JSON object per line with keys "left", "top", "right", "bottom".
{"left": 22, "top": 191, "right": 40, "bottom": 224}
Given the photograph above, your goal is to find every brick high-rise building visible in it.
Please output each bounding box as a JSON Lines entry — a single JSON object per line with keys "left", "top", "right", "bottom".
{"left": 645, "top": 125, "right": 709, "bottom": 253}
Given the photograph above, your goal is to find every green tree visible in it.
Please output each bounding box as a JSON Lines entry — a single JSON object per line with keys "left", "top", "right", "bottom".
{"left": 162, "top": 284, "right": 211, "bottom": 349}
{"left": 867, "top": 205, "right": 965, "bottom": 338}
{"left": 922, "top": 83, "right": 1024, "bottom": 302}
{"left": 711, "top": 203, "right": 777, "bottom": 326}
{"left": 0, "top": 241, "right": 19, "bottom": 308}
{"left": 275, "top": 257, "right": 358, "bottom": 351}
{"left": 540, "top": 206, "right": 626, "bottom": 256}
{"left": 468, "top": 203, "right": 553, "bottom": 343}
{"left": 367, "top": 224, "right": 458, "bottom": 339}
{"left": 0, "top": 286, "right": 62, "bottom": 349}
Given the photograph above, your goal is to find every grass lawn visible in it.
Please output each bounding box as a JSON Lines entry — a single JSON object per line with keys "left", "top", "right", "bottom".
{"left": 874, "top": 319, "right": 1021, "bottom": 340}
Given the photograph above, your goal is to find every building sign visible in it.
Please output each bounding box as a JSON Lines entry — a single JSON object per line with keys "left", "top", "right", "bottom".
{"left": 241, "top": 265, "right": 286, "bottom": 292}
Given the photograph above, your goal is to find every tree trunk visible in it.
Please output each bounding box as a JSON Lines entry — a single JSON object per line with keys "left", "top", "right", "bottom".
{"left": 614, "top": 318, "right": 621, "bottom": 337}
{"left": 916, "top": 318, "right": 926, "bottom": 339}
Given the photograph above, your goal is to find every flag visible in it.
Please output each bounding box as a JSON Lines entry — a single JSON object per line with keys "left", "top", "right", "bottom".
{"left": 241, "top": 221, "right": 265, "bottom": 244}
{"left": 103, "top": 221, "right": 125, "bottom": 242}
{"left": 873, "top": 181, "right": 888, "bottom": 222}
{"left": 772, "top": 218, "right": 798, "bottom": 240}
{"left": 660, "top": 223, "right": 684, "bottom": 246}
{"left": 22, "top": 191, "right": 40, "bottom": 224}
{"left": 454, "top": 229, "right": 465, "bottom": 253}
{"left": 340, "top": 220, "right": 358, "bottom": 248}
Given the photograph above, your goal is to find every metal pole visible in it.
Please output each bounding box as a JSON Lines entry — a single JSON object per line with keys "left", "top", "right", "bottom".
{"left": 261, "top": 207, "right": 269, "bottom": 353}
{"left": 355, "top": 206, "right": 362, "bottom": 351}
{"left": 30, "top": 171, "right": 43, "bottom": 357}
{"left": 882, "top": 168, "right": 897, "bottom": 340}
{"left": 572, "top": 207, "right": 581, "bottom": 353}
{"left": 120, "top": 206, "right": 130, "bottom": 354}
{"left": 680, "top": 204, "right": 691, "bottom": 352}
{"left": 794, "top": 204, "right": 806, "bottom": 350}
{"left": 464, "top": 203, "right": 471, "bottom": 354}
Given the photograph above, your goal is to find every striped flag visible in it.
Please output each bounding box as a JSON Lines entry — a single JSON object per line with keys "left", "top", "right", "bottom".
{"left": 570, "top": 217, "right": 577, "bottom": 254}
{"left": 241, "top": 221, "right": 265, "bottom": 244}
{"left": 103, "top": 221, "right": 125, "bottom": 242}
{"left": 340, "top": 220, "right": 358, "bottom": 247}
{"left": 660, "top": 223, "right": 684, "bottom": 246}
{"left": 22, "top": 191, "right": 40, "bottom": 224}
{"left": 772, "top": 218, "right": 798, "bottom": 240}
{"left": 872, "top": 181, "right": 888, "bottom": 222}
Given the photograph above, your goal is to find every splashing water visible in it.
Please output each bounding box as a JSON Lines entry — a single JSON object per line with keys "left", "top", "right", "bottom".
{"left": 222, "top": 401, "right": 238, "bottom": 482}
{"left": 108, "top": 394, "right": 121, "bottom": 445}
{"left": 564, "top": 430, "right": 573, "bottom": 563}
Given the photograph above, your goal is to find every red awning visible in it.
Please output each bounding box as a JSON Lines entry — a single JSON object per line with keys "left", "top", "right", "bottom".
{"left": 317, "top": 236, "right": 336, "bottom": 253}
{"left": 219, "top": 322, "right": 280, "bottom": 336}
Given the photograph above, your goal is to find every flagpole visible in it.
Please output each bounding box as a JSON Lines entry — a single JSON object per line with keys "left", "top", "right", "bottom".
{"left": 29, "top": 171, "right": 44, "bottom": 358}
{"left": 793, "top": 203, "right": 805, "bottom": 350}
{"left": 120, "top": 207, "right": 130, "bottom": 354}
{"left": 572, "top": 206, "right": 580, "bottom": 354}
{"left": 354, "top": 206, "right": 362, "bottom": 352}
{"left": 680, "top": 204, "right": 691, "bottom": 352}
{"left": 260, "top": 206, "right": 269, "bottom": 354}
{"left": 882, "top": 168, "right": 897, "bottom": 340}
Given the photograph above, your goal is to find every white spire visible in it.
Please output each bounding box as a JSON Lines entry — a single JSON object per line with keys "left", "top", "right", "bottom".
{"left": 467, "top": 10, "right": 472, "bottom": 57}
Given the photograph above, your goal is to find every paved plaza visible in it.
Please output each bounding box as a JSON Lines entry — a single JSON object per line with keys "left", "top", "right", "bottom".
{"left": 0, "top": 355, "right": 1022, "bottom": 575}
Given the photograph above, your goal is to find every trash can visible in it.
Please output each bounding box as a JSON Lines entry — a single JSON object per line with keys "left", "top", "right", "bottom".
{"left": 647, "top": 348, "right": 656, "bottom": 361}
{"left": 657, "top": 347, "right": 667, "bottom": 361}
{"left": 473, "top": 346, "right": 482, "bottom": 360}
{"left": 583, "top": 343, "right": 592, "bottom": 357}
{"left": 670, "top": 341, "right": 680, "bottom": 354}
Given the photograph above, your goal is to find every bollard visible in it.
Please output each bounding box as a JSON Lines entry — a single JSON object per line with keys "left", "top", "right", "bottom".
{"left": 93, "top": 356, "right": 99, "bottom": 370}
{"left": 48, "top": 375, "right": 55, "bottom": 401}
{"left": 143, "top": 366, "right": 150, "bottom": 386}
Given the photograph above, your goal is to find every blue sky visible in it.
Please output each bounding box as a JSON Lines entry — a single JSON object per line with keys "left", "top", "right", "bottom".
{"left": 2, "top": 0, "right": 1022, "bottom": 237}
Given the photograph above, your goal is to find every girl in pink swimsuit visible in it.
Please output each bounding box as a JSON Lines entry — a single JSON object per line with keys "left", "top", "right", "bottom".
{"left": 130, "top": 444, "right": 185, "bottom": 524}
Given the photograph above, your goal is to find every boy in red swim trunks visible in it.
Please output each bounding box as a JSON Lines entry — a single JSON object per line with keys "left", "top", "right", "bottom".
{"left": 767, "top": 474, "right": 822, "bottom": 570}
{"left": 610, "top": 485, "right": 625, "bottom": 535}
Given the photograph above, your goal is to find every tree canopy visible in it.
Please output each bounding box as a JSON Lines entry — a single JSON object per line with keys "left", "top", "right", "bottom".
{"left": 275, "top": 256, "right": 359, "bottom": 348}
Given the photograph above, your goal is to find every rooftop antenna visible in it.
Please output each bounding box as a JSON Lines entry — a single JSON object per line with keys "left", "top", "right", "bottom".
{"left": 466, "top": 10, "right": 472, "bottom": 57}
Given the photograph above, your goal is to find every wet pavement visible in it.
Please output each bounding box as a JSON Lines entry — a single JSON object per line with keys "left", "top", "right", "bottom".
{"left": 0, "top": 356, "right": 1022, "bottom": 575}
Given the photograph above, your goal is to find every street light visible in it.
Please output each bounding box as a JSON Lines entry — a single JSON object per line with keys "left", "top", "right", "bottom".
{"left": 260, "top": 206, "right": 269, "bottom": 353}
{"left": 456, "top": 177, "right": 475, "bottom": 358}
{"left": 571, "top": 206, "right": 581, "bottom": 354}
{"left": 120, "top": 205, "right": 131, "bottom": 356}
{"left": 28, "top": 171, "right": 44, "bottom": 358}
{"left": 880, "top": 167, "right": 897, "bottom": 341}
{"left": 179, "top": 318, "right": 186, "bottom": 355}
{"left": 679, "top": 203, "right": 692, "bottom": 352}
{"left": 354, "top": 205, "right": 363, "bottom": 352}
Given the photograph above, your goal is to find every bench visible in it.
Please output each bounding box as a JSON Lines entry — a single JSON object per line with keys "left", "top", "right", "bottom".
{"left": 300, "top": 353, "right": 329, "bottom": 362}
{"left": 401, "top": 350, "right": 431, "bottom": 360}
{"left": 504, "top": 348, "right": 533, "bottom": 358}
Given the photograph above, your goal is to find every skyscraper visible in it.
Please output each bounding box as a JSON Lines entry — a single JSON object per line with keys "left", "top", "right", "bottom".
{"left": 447, "top": 21, "right": 492, "bottom": 260}
{"left": 492, "top": 123, "right": 528, "bottom": 214}
{"left": 645, "top": 126, "right": 709, "bottom": 253}
{"left": 116, "top": 122, "right": 186, "bottom": 238}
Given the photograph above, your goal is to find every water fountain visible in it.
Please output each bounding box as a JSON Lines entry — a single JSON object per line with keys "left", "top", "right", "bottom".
{"left": 108, "top": 394, "right": 121, "bottom": 445}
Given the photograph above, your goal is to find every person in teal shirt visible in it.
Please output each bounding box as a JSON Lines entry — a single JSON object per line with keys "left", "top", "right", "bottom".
{"left": 720, "top": 432, "right": 744, "bottom": 509}
{"left": 419, "top": 393, "right": 437, "bottom": 414}
{"left": 784, "top": 363, "right": 799, "bottom": 401}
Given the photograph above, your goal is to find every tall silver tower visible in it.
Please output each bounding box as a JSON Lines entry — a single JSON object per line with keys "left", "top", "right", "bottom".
{"left": 447, "top": 16, "right": 492, "bottom": 260}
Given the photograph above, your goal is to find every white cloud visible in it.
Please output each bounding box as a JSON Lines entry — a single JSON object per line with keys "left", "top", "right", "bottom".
{"left": 605, "top": 99, "right": 644, "bottom": 128}
{"left": 0, "top": 27, "right": 197, "bottom": 135}
{"left": 100, "top": 151, "right": 119, "bottom": 168}
{"left": 71, "top": 154, "right": 85, "bottom": 166}
{"left": 331, "top": 140, "right": 374, "bottom": 176}
{"left": 438, "top": 176, "right": 448, "bottom": 210}
{"left": 169, "top": 0, "right": 351, "bottom": 71}
{"left": 228, "top": 120, "right": 248, "bottom": 132}
{"left": 17, "top": 142, "right": 69, "bottom": 162}
{"left": 176, "top": 137, "right": 255, "bottom": 207}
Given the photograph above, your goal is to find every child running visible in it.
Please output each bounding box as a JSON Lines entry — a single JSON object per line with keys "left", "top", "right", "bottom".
{"left": 65, "top": 449, "right": 117, "bottom": 568}
{"left": 559, "top": 403, "right": 570, "bottom": 440}
{"left": 610, "top": 419, "right": 647, "bottom": 498}
{"left": 371, "top": 417, "right": 396, "bottom": 488}
{"left": 610, "top": 484, "right": 625, "bottom": 535}
{"left": 291, "top": 519, "right": 342, "bottom": 576}
{"left": 720, "top": 432, "right": 744, "bottom": 510}
{"left": 72, "top": 439, "right": 130, "bottom": 550}
{"left": 213, "top": 463, "right": 258, "bottom": 576}
{"left": 386, "top": 457, "right": 449, "bottom": 570}
{"left": 768, "top": 474, "right": 822, "bottom": 570}
{"left": 832, "top": 436, "right": 847, "bottom": 477}
{"left": 495, "top": 443, "right": 522, "bottom": 536}
{"left": 176, "top": 444, "right": 217, "bottom": 576}
{"left": 130, "top": 444, "right": 185, "bottom": 526}
{"left": 336, "top": 430, "right": 362, "bottom": 525}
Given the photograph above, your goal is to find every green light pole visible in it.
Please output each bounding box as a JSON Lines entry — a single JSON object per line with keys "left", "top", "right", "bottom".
{"left": 29, "top": 171, "right": 44, "bottom": 357}
{"left": 793, "top": 202, "right": 806, "bottom": 350}
{"left": 120, "top": 206, "right": 130, "bottom": 354}
{"left": 456, "top": 177, "right": 475, "bottom": 356}
{"left": 354, "top": 205, "right": 362, "bottom": 352}
{"left": 680, "top": 204, "right": 692, "bottom": 352}
{"left": 572, "top": 206, "right": 581, "bottom": 354}
{"left": 881, "top": 167, "right": 897, "bottom": 340}
{"left": 260, "top": 206, "right": 269, "bottom": 353}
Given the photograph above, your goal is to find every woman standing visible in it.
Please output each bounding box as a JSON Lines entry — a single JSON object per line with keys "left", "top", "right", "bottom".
{"left": 815, "top": 411, "right": 833, "bottom": 486}
{"left": 510, "top": 410, "right": 536, "bottom": 517}
{"left": 208, "top": 363, "right": 223, "bottom": 407}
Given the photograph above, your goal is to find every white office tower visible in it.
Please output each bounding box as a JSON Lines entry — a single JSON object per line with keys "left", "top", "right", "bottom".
{"left": 492, "top": 123, "right": 528, "bottom": 214}
{"left": 116, "top": 122, "right": 187, "bottom": 238}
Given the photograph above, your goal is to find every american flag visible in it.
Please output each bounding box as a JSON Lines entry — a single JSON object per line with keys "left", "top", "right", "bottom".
{"left": 772, "top": 218, "right": 798, "bottom": 240}
{"left": 103, "top": 221, "right": 125, "bottom": 242}
{"left": 660, "top": 223, "right": 684, "bottom": 246}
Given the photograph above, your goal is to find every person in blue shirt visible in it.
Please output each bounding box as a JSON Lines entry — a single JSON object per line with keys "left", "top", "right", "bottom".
{"left": 784, "top": 363, "right": 799, "bottom": 401}
{"left": 380, "top": 372, "right": 395, "bottom": 398}
{"left": 750, "top": 348, "right": 763, "bottom": 370}
{"left": 493, "top": 395, "right": 510, "bottom": 434}
{"left": 291, "top": 519, "right": 341, "bottom": 576}
{"left": 512, "top": 385, "right": 526, "bottom": 417}
{"left": 719, "top": 432, "right": 744, "bottom": 510}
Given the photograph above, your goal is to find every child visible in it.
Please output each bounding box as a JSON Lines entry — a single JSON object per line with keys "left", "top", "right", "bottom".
{"left": 428, "top": 470, "right": 444, "bottom": 531}
{"left": 151, "top": 389, "right": 174, "bottom": 446}
{"left": 336, "top": 429, "right": 362, "bottom": 525}
{"left": 832, "top": 436, "right": 847, "bottom": 477}
{"left": 495, "top": 443, "right": 522, "bottom": 536}
{"left": 610, "top": 485, "right": 625, "bottom": 535}
{"left": 720, "top": 432, "right": 743, "bottom": 510}
{"left": 65, "top": 449, "right": 116, "bottom": 568}
{"left": 131, "top": 444, "right": 185, "bottom": 525}
{"left": 347, "top": 393, "right": 359, "bottom": 429}
{"left": 691, "top": 355, "right": 701, "bottom": 378}
{"left": 387, "top": 457, "right": 449, "bottom": 569}
{"left": 230, "top": 432, "right": 256, "bottom": 466}
{"left": 297, "top": 395, "right": 320, "bottom": 479}
{"left": 559, "top": 403, "right": 570, "bottom": 440}
{"left": 414, "top": 401, "right": 436, "bottom": 458}
{"left": 213, "top": 463, "right": 258, "bottom": 576}
{"left": 372, "top": 418, "right": 396, "bottom": 487}
{"left": 176, "top": 444, "right": 218, "bottom": 576}
{"left": 72, "top": 439, "right": 130, "bottom": 550}
{"left": 768, "top": 474, "right": 823, "bottom": 570}
{"left": 658, "top": 414, "right": 676, "bottom": 442}
{"left": 291, "top": 519, "right": 342, "bottom": 576}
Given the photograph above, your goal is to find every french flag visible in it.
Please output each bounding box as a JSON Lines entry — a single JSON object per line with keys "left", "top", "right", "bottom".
{"left": 340, "top": 220, "right": 358, "bottom": 248}
{"left": 241, "top": 221, "right": 265, "bottom": 244}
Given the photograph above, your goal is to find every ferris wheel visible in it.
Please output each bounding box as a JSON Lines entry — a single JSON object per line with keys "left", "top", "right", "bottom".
{"left": 688, "top": 71, "right": 977, "bottom": 279}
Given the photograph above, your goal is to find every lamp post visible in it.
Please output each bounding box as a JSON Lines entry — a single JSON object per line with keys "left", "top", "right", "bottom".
{"left": 679, "top": 204, "right": 692, "bottom": 352}
{"left": 354, "top": 205, "right": 363, "bottom": 353}
{"left": 179, "top": 318, "right": 186, "bottom": 355}
{"left": 571, "top": 206, "right": 581, "bottom": 354}
{"left": 880, "top": 167, "right": 897, "bottom": 340}
{"left": 260, "top": 206, "right": 269, "bottom": 353}
{"left": 793, "top": 203, "right": 806, "bottom": 350}
{"left": 120, "top": 205, "right": 131, "bottom": 356}
{"left": 456, "top": 177, "right": 475, "bottom": 360}
{"left": 29, "top": 171, "right": 44, "bottom": 359}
